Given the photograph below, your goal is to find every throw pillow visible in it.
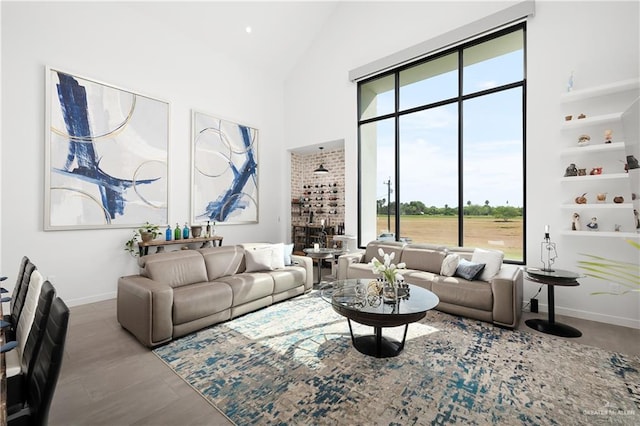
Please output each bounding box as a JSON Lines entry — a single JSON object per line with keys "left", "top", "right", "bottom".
{"left": 454, "top": 258, "right": 485, "bottom": 281}
{"left": 471, "top": 248, "right": 504, "bottom": 282}
{"left": 270, "top": 243, "right": 286, "bottom": 270}
{"left": 440, "top": 253, "right": 460, "bottom": 277}
{"left": 245, "top": 248, "right": 274, "bottom": 272}
{"left": 283, "top": 243, "right": 294, "bottom": 266}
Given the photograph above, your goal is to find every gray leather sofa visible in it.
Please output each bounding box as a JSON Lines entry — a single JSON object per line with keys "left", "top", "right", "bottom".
{"left": 117, "top": 243, "right": 313, "bottom": 347}
{"left": 337, "top": 241, "right": 523, "bottom": 328}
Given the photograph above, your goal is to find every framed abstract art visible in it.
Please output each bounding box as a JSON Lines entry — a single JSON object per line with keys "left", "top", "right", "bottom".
{"left": 191, "top": 111, "right": 259, "bottom": 225}
{"left": 45, "top": 67, "right": 169, "bottom": 230}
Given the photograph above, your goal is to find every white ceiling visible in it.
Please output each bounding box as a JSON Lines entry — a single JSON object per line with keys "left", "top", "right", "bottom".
{"left": 127, "top": 1, "right": 340, "bottom": 81}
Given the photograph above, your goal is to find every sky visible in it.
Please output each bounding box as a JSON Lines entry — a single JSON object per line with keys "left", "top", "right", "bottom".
{"left": 367, "top": 47, "right": 525, "bottom": 208}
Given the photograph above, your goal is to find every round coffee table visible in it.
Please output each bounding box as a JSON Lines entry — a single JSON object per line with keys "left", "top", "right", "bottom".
{"left": 321, "top": 279, "right": 439, "bottom": 358}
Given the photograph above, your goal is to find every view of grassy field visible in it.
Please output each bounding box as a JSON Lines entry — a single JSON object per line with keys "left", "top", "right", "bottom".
{"left": 377, "top": 215, "right": 524, "bottom": 261}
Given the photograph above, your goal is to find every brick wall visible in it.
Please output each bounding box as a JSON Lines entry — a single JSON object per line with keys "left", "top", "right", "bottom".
{"left": 290, "top": 148, "right": 345, "bottom": 232}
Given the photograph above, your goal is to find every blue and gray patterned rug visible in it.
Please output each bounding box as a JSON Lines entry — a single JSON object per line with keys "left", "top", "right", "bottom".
{"left": 153, "top": 292, "right": 639, "bottom": 425}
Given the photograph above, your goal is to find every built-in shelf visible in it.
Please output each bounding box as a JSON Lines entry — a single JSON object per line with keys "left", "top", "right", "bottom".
{"left": 560, "top": 230, "right": 640, "bottom": 238}
{"left": 562, "top": 112, "right": 622, "bottom": 129}
{"left": 560, "top": 173, "right": 629, "bottom": 182}
{"left": 560, "top": 203, "right": 633, "bottom": 209}
{"left": 560, "top": 141, "right": 626, "bottom": 156}
{"left": 560, "top": 78, "right": 640, "bottom": 103}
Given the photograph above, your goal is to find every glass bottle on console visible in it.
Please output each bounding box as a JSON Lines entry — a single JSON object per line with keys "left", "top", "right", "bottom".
{"left": 174, "top": 223, "right": 181, "bottom": 240}
{"left": 165, "top": 224, "right": 172, "bottom": 241}
{"left": 182, "top": 222, "right": 189, "bottom": 239}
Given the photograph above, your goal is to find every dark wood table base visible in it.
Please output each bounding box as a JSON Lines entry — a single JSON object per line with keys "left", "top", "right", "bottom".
{"left": 525, "top": 318, "right": 582, "bottom": 338}
{"left": 347, "top": 319, "right": 409, "bottom": 358}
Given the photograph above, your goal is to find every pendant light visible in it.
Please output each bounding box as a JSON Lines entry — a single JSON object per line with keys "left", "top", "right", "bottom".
{"left": 314, "top": 147, "right": 329, "bottom": 175}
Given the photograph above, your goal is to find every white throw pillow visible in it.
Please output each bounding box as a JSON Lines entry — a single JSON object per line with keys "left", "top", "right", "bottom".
{"left": 283, "top": 243, "right": 294, "bottom": 266}
{"left": 471, "top": 248, "right": 504, "bottom": 282}
{"left": 440, "top": 254, "right": 460, "bottom": 277}
{"left": 245, "top": 248, "right": 274, "bottom": 272}
{"left": 270, "top": 243, "right": 286, "bottom": 270}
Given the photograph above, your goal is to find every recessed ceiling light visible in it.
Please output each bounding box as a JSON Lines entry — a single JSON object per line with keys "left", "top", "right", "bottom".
{"left": 245, "top": 26, "right": 252, "bottom": 34}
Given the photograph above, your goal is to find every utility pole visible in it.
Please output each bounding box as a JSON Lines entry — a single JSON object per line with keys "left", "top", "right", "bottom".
{"left": 384, "top": 178, "right": 392, "bottom": 232}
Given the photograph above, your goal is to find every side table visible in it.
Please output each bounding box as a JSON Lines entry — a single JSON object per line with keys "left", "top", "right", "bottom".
{"left": 303, "top": 248, "right": 342, "bottom": 285}
{"left": 524, "top": 267, "right": 583, "bottom": 338}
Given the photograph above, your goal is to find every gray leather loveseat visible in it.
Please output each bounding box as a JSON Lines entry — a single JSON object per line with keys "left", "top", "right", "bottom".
{"left": 117, "top": 243, "right": 313, "bottom": 347}
{"left": 337, "top": 241, "right": 523, "bottom": 328}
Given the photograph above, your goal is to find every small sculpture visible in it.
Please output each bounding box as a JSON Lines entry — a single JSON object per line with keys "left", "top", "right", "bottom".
{"left": 577, "top": 168, "right": 587, "bottom": 176}
{"left": 604, "top": 129, "right": 613, "bottom": 144}
{"left": 613, "top": 196, "right": 624, "bottom": 204}
{"left": 565, "top": 163, "right": 578, "bottom": 177}
{"left": 565, "top": 115, "right": 573, "bottom": 121}
{"left": 635, "top": 209, "right": 640, "bottom": 229}
{"left": 614, "top": 224, "right": 622, "bottom": 232}
{"left": 596, "top": 193, "right": 606, "bottom": 202}
{"left": 572, "top": 212, "right": 582, "bottom": 231}
{"left": 575, "top": 193, "right": 587, "bottom": 204}
{"left": 578, "top": 134, "right": 590, "bottom": 146}
{"left": 577, "top": 113, "right": 586, "bottom": 119}
{"left": 590, "top": 167, "right": 603, "bottom": 175}
{"left": 627, "top": 155, "right": 639, "bottom": 170}
{"left": 586, "top": 217, "right": 598, "bottom": 231}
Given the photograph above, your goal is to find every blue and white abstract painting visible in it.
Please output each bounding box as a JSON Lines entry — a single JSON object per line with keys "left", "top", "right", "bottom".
{"left": 191, "top": 111, "right": 258, "bottom": 224}
{"left": 46, "top": 68, "right": 169, "bottom": 230}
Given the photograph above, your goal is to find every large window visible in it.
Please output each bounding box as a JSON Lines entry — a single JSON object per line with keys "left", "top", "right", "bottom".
{"left": 358, "top": 24, "right": 526, "bottom": 262}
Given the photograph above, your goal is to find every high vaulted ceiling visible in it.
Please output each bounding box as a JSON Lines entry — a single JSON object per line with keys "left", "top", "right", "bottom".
{"left": 126, "top": 1, "right": 340, "bottom": 81}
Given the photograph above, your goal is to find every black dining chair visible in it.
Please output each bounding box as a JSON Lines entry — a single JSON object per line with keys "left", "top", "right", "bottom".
{"left": 5, "top": 280, "right": 56, "bottom": 408}
{"left": 7, "top": 297, "right": 70, "bottom": 426}
{"left": 1, "top": 257, "right": 30, "bottom": 315}
{"left": 2, "top": 261, "right": 37, "bottom": 342}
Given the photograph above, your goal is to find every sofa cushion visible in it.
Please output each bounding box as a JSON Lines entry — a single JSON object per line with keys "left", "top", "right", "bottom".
{"left": 216, "top": 273, "right": 275, "bottom": 306}
{"left": 245, "top": 248, "right": 275, "bottom": 272}
{"left": 346, "top": 262, "right": 378, "bottom": 280}
{"left": 199, "top": 246, "right": 245, "bottom": 280}
{"left": 172, "top": 281, "right": 233, "bottom": 325}
{"left": 432, "top": 277, "right": 493, "bottom": 311}
{"left": 268, "top": 267, "right": 306, "bottom": 293}
{"left": 364, "top": 241, "right": 406, "bottom": 263}
{"left": 270, "top": 243, "right": 286, "bottom": 269}
{"left": 440, "top": 254, "right": 460, "bottom": 277}
{"left": 402, "top": 270, "right": 437, "bottom": 290}
{"left": 400, "top": 244, "right": 447, "bottom": 273}
{"left": 141, "top": 250, "right": 208, "bottom": 288}
{"left": 454, "top": 259, "right": 485, "bottom": 281}
{"left": 471, "top": 248, "right": 504, "bottom": 282}
{"left": 283, "top": 243, "right": 294, "bottom": 266}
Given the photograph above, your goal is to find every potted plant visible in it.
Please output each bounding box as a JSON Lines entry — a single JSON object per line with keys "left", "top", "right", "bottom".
{"left": 124, "top": 222, "right": 161, "bottom": 256}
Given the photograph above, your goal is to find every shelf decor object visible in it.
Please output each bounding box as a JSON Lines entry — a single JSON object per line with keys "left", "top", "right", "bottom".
{"left": 45, "top": 67, "right": 169, "bottom": 230}
{"left": 191, "top": 111, "right": 258, "bottom": 225}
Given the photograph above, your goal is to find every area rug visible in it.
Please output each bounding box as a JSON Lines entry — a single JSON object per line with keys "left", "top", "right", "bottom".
{"left": 153, "top": 292, "right": 639, "bottom": 425}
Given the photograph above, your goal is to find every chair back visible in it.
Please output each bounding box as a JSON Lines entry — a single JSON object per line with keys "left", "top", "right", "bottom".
{"left": 22, "top": 281, "right": 56, "bottom": 379}
{"left": 9, "top": 256, "right": 29, "bottom": 310}
{"left": 11, "top": 262, "right": 36, "bottom": 327}
{"left": 23, "top": 297, "right": 69, "bottom": 426}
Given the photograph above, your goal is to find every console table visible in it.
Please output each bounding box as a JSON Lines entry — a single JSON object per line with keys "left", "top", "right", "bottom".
{"left": 138, "top": 236, "right": 223, "bottom": 256}
{"left": 524, "top": 267, "right": 583, "bottom": 338}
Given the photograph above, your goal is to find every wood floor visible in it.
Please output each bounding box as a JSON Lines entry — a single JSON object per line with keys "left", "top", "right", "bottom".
{"left": 49, "top": 278, "right": 639, "bottom": 426}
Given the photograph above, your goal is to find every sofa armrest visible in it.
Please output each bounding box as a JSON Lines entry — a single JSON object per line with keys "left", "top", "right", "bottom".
{"left": 117, "top": 275, "right": 174, "bottom": 347}
{"left": 291, "top": 254, "right": 313, "bottom": 292}
{"left": 337, "top": 252, "right": 365, "bottom": 280}
{"left": 490, "top": 265, "right": 523, "bottom": 328}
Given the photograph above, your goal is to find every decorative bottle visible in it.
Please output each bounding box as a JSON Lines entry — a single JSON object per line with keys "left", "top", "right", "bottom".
{"left": 165, "top": 225, "right": 172, "bottom": 241}
{"left": 174, "top": 223, "right": 181, "bottom": 240}
{"left": 183, "top": 222, "right": 189, "bottom": 239}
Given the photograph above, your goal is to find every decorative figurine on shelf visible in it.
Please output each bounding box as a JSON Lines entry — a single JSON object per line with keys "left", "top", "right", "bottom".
{"left": 614, "top": 224, "right": 622, "bottom": 232}
{"left": 596, "top": 193, "right": 607, "bottom": 203}
{"left": 575, "top": 193, "right": 587, "bottom": 204}
{"left": 604, "top": 129, "right": 613, "bottom": 144}
{"left": 578, "top": 134, "right": 590, "bottom": 146}
{"left": 635, "top": 209, "right": 640, "bottom": 230}
{"left": 577, "top": 113, "right": 586, "bottom": 119}
{"left": 565, "top": 163, "right": 578, "bottom": 177}
{"left": 590, "top": 167, "right": 603, "bottom": 175}
{"left": 577, "top": 168, "right": 587, "bottom": 176}
{"left": 613, "top": 195, "right": 624, "bottom": 204}
{"left": 586, "top": 217, "right": 598, "bottom": 231}
{"left": 572, "top": 212, "right": 582, "bottom": 231}
{"left": 627, "top": 155, "right": 639, "bottom": 170}
{"left": 567, "top": 71, "right": 574, "bottom": 92}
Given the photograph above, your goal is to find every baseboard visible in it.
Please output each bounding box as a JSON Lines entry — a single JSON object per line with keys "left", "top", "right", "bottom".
{"left": 524, "top": 302, "right": 640, "bottom": 329}
{"left": 65, "top": 291, "right": 116, "bottom": 307}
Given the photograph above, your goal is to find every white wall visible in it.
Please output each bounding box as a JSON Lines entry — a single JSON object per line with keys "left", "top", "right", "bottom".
{"left": 1, "top": 2, "right": 286, "bottom": 306}
{"left": 284, "top": 1, "right": 640, "bottom": 327}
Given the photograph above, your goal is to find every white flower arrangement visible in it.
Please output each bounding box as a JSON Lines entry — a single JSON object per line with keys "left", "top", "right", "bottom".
{"left": 369, "top": 248, "right": 406, "bottom": 284}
